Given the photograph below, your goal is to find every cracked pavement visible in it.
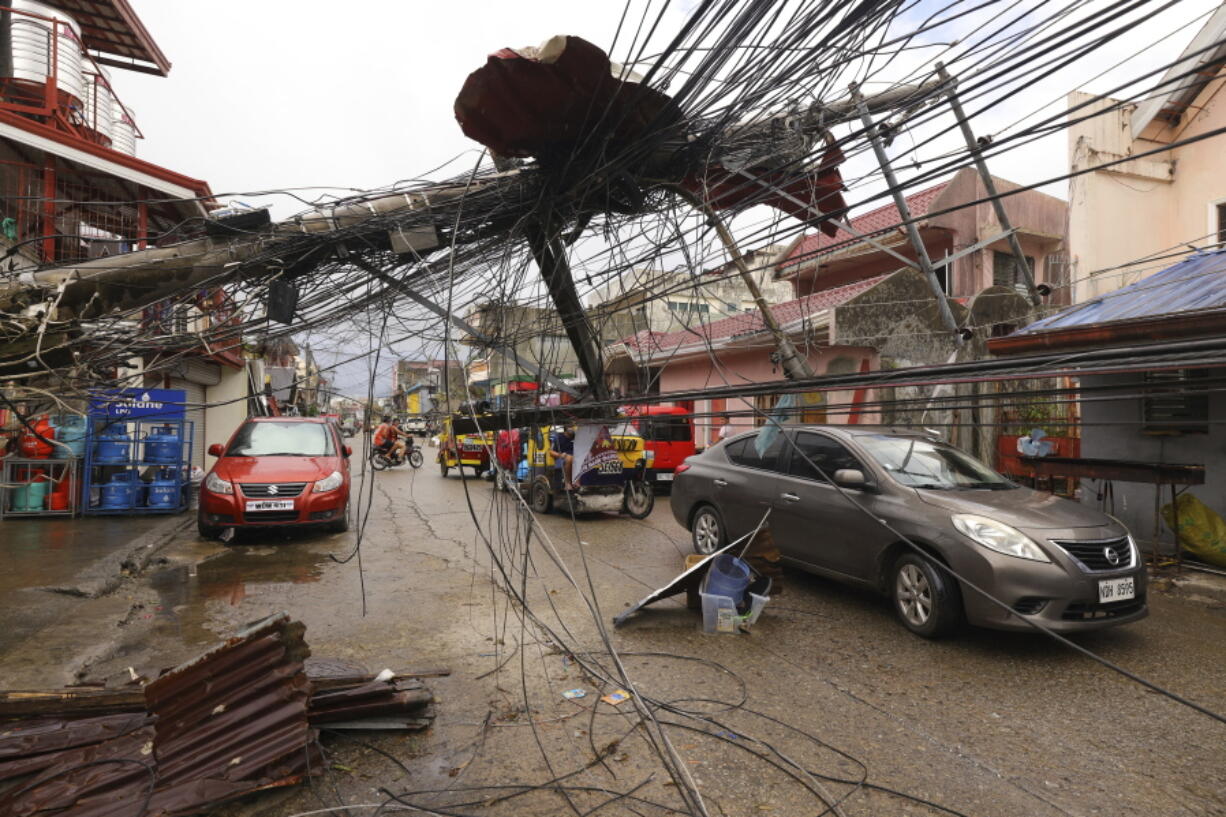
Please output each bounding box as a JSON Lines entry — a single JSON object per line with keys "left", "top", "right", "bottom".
{"left": 3, "top": 457, "right": 1225, "bottom": 816}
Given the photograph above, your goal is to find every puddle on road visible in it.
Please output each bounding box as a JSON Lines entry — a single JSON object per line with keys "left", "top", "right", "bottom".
{"left": 149, "top": 544, "right": 327, "bottom": 645}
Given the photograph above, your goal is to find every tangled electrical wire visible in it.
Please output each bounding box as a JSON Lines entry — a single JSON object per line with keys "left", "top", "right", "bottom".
{"left": 3, "top": 1, "right": 1226, "bottom": 814}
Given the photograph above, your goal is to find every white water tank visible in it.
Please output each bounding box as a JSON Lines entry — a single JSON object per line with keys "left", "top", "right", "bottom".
{"left": 0, "top": 0, "right": 84, "bottom": 105}
{"left": 111, "top": 100, "right": 136, "bottom": 156}
{"left": 83, "top": 67, "right": 113, "bottom": 143}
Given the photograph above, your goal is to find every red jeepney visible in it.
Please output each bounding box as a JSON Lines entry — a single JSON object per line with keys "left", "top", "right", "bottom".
{"left": 619, "top": 405, "right": 695, "bottom": 489}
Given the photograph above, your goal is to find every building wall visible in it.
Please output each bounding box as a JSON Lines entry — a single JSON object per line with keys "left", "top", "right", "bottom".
{"left": 929, "top": 167, "right": 1068, "bottom": 301}
{"left": 1067, "top": 74, "right": 1226, "bottom": 302}
{"left": 786, "top": 167, "right": 1068, "bottom": 302}
{"left": 1078, "top": 370, "right": 1225, "bottom": 552}
{"left": 657, "top": 345, "right": 878, "bottom": 443}
{"left": 202, "top": 364, "right": 249, "bottom": 465}
{"left": 591, "top": 249, "right": 793, "bottom": 336}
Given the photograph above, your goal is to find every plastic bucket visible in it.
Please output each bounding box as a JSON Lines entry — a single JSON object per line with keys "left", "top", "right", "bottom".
{"left": 706, "top": 554, "right": 751, "bottom": 605}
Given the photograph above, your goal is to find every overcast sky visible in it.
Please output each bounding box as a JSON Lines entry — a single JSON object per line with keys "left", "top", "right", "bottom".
{"left": 116, "top": 0, "right": 1222, "bottom": 397}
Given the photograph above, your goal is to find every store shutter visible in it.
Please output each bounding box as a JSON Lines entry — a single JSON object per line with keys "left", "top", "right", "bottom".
{"left": 168, "top": 378, "right": 207, "bottom": 470}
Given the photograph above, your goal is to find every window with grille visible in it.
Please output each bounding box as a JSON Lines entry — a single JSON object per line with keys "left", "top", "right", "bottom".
{"left": 666, "top": 301, "right": 710, "bottom": 315}
{"left": 1142, "top": 369, "right": 1208, "bottom": 434}
{"left": 992, "top": 251, "right": 1034, "bottom": 291}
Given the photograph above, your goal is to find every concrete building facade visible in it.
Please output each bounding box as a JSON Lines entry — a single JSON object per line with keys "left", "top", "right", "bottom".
{"left": 1065, "top": 5, "right": 1226, "bottom": 302}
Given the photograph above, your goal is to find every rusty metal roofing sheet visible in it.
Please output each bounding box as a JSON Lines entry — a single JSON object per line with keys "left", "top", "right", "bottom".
{"left": 1015, "top": 248, "right": 1226, "bottom": 335}
{"left": 0, "top": 613, "right": 319, "bottom": 817}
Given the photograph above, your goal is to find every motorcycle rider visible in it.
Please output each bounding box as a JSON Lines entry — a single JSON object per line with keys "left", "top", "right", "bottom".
{"left": 373, "top": 415, "right": 400, "bottom": 461}
{"left": 390, "top": 418, "right": 409, "bottom": 462}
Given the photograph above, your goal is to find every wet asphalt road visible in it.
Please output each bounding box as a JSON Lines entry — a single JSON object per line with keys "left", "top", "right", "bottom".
{"left": 3, "top": 458, "right": 1226, "bottom": 817}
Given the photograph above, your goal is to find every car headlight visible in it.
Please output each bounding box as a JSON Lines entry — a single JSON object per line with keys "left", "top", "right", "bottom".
{"left": 952, "top": 514, "right": 1050, "bottom": 562}
{"left": 204, "top": 472, "right": 233, "bottom": 495}
{"left": 314, "top": 471, "right": 343, "bottom": 493}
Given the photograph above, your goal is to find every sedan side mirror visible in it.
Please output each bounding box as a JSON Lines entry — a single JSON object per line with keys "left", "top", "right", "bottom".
{"left": 833, "top": 468, "right": 868, "bottom": 489}
{"left": 207, "top": 443, "right": 224, "bottom": 457}
{"left": 343, "top": 445, "right": 353, "bottom": 458}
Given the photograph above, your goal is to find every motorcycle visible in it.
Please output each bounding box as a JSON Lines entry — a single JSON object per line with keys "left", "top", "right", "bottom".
{"left": 370, "top": 442, "right": 424, "bottom": 471}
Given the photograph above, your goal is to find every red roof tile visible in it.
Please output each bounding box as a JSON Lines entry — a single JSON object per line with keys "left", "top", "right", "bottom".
{"left": 778, "top": 181, "right": 949, "bottom": 275}
{"left": 621, "top": 275, "right": 887, "bottom": 360}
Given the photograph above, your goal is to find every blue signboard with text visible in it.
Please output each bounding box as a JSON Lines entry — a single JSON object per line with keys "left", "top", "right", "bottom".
{"left": 87, "top": 388, "right": 187, "bottom": 421}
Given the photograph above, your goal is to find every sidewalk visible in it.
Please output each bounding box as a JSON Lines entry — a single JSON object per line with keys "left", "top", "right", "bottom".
{"left": 0, "top": 512, "right": 191, "bottom": 663}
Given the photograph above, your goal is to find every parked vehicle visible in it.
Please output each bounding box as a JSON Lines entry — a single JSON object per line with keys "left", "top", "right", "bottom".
{"left": 437, "top": 416, "right": 493, "bottom": 477}
{"left": 620, "top": 404, "right": 695, "bottom": 489}
{"left": 494, "top": 423, "right": 654, "bottom": 518}
{"left": 671, "top": 425, "right": 1147, "bottom": 637}
{"left": 198, "top": 417, "right": 352, "bottom": 538}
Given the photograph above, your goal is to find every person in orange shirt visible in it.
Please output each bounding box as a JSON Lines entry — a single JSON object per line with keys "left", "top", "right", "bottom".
{"left": 373, "top": 416, "right": 398, "bottom": 458}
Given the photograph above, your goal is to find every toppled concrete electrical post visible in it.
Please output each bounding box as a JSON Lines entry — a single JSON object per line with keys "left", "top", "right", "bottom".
{"left": 852, "top": 83, "right": 961, "bottom": 337}
{"left": 525, "top": 220, "right": 609, "bottom": 401}
{"left": 936, "top": 62, "right": 1042, "bottom": 308}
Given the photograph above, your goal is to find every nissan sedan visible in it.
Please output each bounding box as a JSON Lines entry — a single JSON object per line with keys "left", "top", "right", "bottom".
{"left": 671, "top": 426, "right": 1147, "bottom": 637}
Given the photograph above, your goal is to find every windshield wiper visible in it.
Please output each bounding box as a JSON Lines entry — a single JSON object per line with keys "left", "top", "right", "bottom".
{"left": 962, "top": 481, "right": 1014, "bottom": 490}
{"left": 910, "top": 483, "right": 952, "bottom": 490}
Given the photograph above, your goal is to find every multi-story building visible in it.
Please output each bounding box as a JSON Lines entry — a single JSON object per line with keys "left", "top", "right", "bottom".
{"left": 0, "top": 1, "right": 261, "bottom": 468}
{"left": 1065, "top": 4, "right": 1226, "bottom": 302}
{"left": 587, "top": 245, "right": 793, "bottom": 335}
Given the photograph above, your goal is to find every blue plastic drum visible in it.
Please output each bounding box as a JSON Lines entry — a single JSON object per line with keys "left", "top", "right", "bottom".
{"left": 706, "top": 554, "right": 751, "bottom": 605}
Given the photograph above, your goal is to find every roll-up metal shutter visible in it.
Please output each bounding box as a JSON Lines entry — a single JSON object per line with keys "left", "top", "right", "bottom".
{"left": 168, "top": 378, "right": 206, "bottom": 470}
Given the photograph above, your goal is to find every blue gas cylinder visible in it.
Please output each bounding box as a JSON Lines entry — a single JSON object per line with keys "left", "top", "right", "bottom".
{"left": 143, "top": 425, "right": 180, "bottom": 464}
{"left": 99, "top": 471, "right": 137, "bottom": 509}
{"left": 146, "top": 469, "right": 180, "bottom": 509}
{"left": 94, "top": 426, "right": 130, "bottom": 464}
{"left": 50, "top": 414, "right": 87, "bottom": 458}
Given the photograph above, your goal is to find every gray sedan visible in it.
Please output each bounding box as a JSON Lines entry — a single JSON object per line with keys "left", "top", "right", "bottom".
{"left": 671, "top": 426, "right": 1147, "bottom": 637}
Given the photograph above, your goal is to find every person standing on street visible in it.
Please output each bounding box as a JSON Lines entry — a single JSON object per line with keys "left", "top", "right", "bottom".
{"left": 547, "top": 426, "right": 577, "bottom": 490}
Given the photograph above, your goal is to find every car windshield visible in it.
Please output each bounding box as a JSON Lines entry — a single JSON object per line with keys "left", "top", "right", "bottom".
{"left": 856, "top": 434, "right": 1014, "bottom": 490}
{"left": 226, "top": 422, "right": 333, "bottom": 457}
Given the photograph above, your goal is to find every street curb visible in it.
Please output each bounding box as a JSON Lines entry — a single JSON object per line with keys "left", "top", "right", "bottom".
{"left": 39, "top": 514, "right": 194, "bottom": 599}
{"left": 1151, "top": 568, "right": 1226, "bottom": 608}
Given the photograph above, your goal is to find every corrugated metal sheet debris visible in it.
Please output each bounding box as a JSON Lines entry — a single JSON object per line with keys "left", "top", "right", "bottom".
{"left": 0, "top": 614, "right": 436, "bottom": 817}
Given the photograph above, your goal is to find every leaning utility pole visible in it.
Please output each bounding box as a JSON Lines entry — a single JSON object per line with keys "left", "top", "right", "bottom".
{"left": 852, "top": 83, "right": 960, "bottom": 336}
{"left": 675, "top": 187, "right": 816, "bottom": 381}
{"left": 936, "top": 62, "right": 1042, "bottom": 308}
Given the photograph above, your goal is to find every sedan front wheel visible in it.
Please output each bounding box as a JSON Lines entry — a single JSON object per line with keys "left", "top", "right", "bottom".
{"left": 891, "top": 552, "right": 962, "bottom": 638}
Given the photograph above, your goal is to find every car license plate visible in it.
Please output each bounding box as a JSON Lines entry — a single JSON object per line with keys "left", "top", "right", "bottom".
{"left": 246, "top": 500, "right": 294, "bottom": 512}
{"left": 657, "top": 472, "right": 674, "bottom": 481}
{"left": 1098, "top": 576, "right": 1135, "bottom": 603}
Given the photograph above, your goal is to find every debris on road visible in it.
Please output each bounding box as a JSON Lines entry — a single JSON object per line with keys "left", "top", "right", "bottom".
{"left": 600, "top": 689, "right": 631, "bottom": 706}
{"left": 613, "top": 527, "right": 777, "bottom": 630}
{"left": 0, "top": 614, "right": 437, "bottom": 815}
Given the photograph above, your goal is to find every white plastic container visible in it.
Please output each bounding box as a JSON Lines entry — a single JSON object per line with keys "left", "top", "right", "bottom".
{"left": 699, "top": 571, "right": 770, "bottom": 634}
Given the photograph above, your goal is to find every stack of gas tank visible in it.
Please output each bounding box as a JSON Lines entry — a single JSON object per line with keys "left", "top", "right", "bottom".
{"left": 88, "top": 423, "right": 184, "bottom": 511}
{"left": 7, "top": 414, "right": 82, "bottom": 513}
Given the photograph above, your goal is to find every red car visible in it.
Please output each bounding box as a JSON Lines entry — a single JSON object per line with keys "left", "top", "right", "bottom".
{"left": 198, "top": 417, "right": 352, "bottom": 539}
